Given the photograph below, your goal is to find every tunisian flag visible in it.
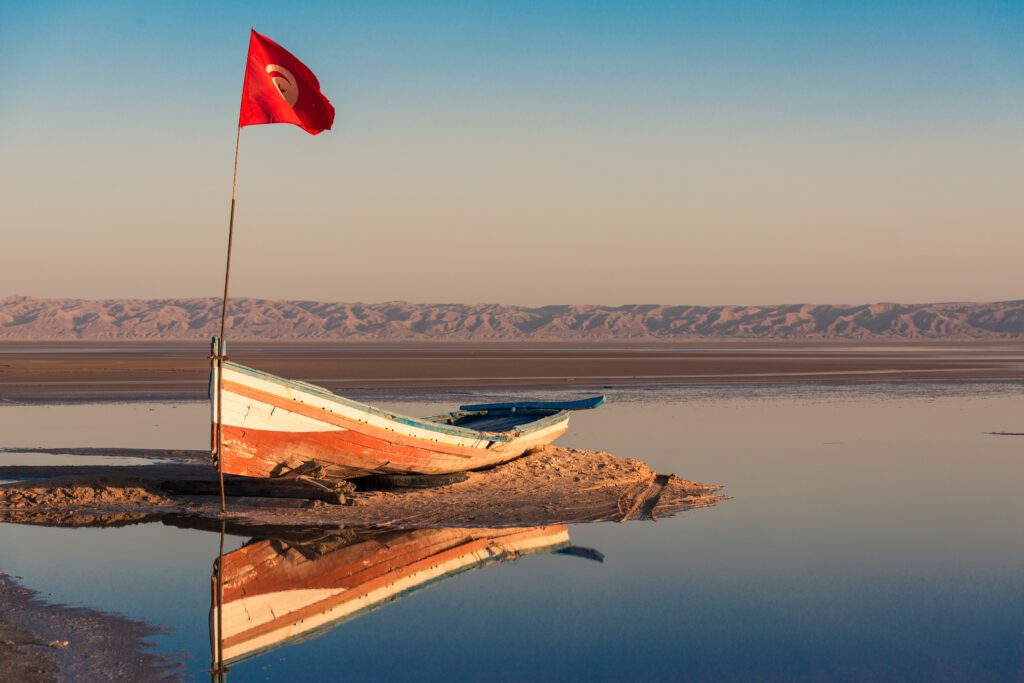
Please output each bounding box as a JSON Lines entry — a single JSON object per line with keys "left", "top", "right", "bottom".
{"left": 238, "top": 29, "right": 335, "bottom": 135}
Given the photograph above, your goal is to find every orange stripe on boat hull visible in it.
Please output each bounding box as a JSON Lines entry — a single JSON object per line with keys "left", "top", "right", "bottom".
{"left": 217, "top": 422, "right": 567, "bottom": 478}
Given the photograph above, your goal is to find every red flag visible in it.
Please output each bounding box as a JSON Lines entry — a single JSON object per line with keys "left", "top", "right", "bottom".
{"left": 238, "top": 29, "right": 335, "bottom": 135}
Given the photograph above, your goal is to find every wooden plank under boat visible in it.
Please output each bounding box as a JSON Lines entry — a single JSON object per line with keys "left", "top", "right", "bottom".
{"left": 210, "top": 526, "right": 575, "bottom": 666}
{"left": 209, "top": 338, "right": 605, "bottom": 479}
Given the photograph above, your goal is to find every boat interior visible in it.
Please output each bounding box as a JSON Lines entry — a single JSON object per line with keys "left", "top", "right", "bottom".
{"left": 429, "top": 409, "right": 562, "bottom": 432}
{"left": 423, "top": 396, "right": 605, "bottom": 433}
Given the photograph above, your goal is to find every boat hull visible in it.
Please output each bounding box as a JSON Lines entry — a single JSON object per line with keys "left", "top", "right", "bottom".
{"left": 211, "top": 361, "right": 571, "bottom": 478}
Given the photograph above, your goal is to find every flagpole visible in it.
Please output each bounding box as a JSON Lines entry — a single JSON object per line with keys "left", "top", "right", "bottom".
{"left": 215, "top": 125, "right": 242, "bottom": 516}
{"left": 211, "top": 29, "right": 333, "bottom": 516}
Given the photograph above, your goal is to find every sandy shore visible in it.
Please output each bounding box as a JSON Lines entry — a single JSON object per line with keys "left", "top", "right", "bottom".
{"left": 0, "top": 572, "right": 179, "bottom": 682}
{"left": 2, "top": 340, "right": 1023, "bottom": 399}
{"left": 0, "top": 446, "right": 724, "bottom": 529}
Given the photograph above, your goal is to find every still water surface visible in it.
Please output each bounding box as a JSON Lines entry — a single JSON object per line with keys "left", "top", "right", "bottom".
{"left": 1, "top": 384, "right": 1023, "bottom": 681}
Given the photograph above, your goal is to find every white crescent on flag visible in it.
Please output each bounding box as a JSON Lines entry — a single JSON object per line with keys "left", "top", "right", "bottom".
{"left": 265, "top": 64, "right": 299, "bottom": 106}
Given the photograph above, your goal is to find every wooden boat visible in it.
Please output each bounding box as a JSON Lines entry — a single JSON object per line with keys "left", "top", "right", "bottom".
{"left": 210, "top": 525, "right": 595, "bottom": 667}
{"left": 209, "top": 338, "right": 605, "bottom": 479}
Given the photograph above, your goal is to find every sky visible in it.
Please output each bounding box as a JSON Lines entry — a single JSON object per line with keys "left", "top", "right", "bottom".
{"left": 1, "top": 1, "right": 1022, "bottom": 306}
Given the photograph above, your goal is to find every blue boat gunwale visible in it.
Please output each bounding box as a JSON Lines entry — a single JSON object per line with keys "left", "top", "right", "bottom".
{"left": 459, "top": 396, "right": 606, "bottom": 412}
{"left": 220, "top": 361, "right": 573, "bottom": 443}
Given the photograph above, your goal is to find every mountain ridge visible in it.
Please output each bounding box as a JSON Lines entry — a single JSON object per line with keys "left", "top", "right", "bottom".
{"left": 2, "top": 295, "right": 1024, "bottom": 340}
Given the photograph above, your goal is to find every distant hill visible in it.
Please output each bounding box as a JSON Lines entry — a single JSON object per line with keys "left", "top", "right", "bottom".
{"left": 2, "top": 295, "right": 1024, "bottom": 340}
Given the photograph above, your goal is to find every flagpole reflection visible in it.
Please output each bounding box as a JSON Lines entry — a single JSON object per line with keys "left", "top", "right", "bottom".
{"left": 210, "top": 518, "right": 228, "bottom": 682}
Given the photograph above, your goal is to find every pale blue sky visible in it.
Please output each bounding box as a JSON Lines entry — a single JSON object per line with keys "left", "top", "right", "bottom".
{"left": 1, "top": 1, "right": 1022, "bottom": 305}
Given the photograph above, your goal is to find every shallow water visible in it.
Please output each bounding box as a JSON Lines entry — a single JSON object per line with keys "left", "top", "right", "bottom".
{"left": 2, "top": 383, "right": 1024, "bottom": 681}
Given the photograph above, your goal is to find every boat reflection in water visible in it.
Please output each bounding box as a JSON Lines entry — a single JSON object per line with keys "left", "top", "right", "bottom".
{"left": 209, "top": 525, "right": 602, "bottom": 679}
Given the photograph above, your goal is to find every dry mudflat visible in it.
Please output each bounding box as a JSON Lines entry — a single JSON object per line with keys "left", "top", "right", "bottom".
{"left": 2, "top": 341, "right": 1024, "bottom": 400}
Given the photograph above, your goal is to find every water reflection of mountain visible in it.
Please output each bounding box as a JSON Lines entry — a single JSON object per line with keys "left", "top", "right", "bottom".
{"left": 210, "top": 525, "right": 600, "bottom": 677}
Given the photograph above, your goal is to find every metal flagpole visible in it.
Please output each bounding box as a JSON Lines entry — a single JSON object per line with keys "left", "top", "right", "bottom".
{"left": 214, "top": 126, "right": 242, "bottom": 516}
